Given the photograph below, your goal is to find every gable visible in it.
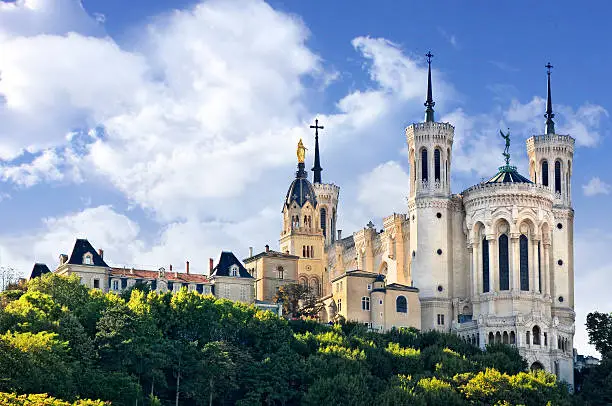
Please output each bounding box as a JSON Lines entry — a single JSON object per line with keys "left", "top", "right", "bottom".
{"left": 67, "top": 239, "right": 109, "bottom": 267}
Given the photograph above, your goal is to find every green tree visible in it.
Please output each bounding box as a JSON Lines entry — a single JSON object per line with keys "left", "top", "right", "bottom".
{"left": 586, "top": 311, "right": 612, "bottom": 358}
{"left": 274, "top": 283, "right": 323, "bottom": 319}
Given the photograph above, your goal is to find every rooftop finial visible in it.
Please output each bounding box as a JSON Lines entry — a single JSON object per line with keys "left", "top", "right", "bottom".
{"left": 500, "top": 128, "right": 511, "bottom": 166}
{"left": 310, "top": 119, "right": 324, "bottom": 183}
{"left": 424, "top": 51, "right": 435, "bottom": 122}
{"left": 545, "top": 62, "right": 555, "bottom": 135}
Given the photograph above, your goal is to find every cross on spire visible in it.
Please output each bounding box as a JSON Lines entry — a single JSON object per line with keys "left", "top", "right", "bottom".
{"left": 310, "top": 119, "right": 324, "bottom": 183}
{"left": 545, "top": 62, "right": 555, "bottom": 135}
{"left": 424, "top": 51, "right": 435, "bottom": 122}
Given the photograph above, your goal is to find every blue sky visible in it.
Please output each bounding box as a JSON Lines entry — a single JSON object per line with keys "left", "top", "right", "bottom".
{"left": 0, "top": 0, "right": 610, "bottom": 356}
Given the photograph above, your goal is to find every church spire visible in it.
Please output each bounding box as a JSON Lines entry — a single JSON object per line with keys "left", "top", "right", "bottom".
{"left": 310, "top": 119, "right": 324, "bottom": 183}
{"left": 424, "top": 51, "right": 435, "bottom": 123}
{"left": 545, "top": 62, "right": 555, "bottom": 135}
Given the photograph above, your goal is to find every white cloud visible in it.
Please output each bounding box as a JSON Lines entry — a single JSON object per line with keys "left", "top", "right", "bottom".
{"left": 582, "top": 177, "right": 611, "bottom": 196}
{"left": 0, "top": 149, "right": 65, "bottom": 186}
{"left": 357, "top": 161, "right": 410, "bottom": 217}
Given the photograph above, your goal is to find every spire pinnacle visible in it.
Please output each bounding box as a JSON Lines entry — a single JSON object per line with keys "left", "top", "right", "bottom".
{"left": 545, "top": 62, "right": 555, "bottom": 135}
{"left": 424, "top": 51, "right": 435, "bottom": 122}
{"left": 310, "top": 119, "right": 324, "bottom": 183}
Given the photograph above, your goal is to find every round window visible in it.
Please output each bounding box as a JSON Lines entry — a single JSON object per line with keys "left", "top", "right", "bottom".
{"left": 558, "top": 259, "right": 563, "bottom": 266}
{"left": 437, "top": 249, "right": 443, "bottom": 255}
{"left": 558, "top": 296, "right": 564, "bottom": 303}
{"left": 557, "top": 223, "right": 563, "bottom": 230}
{"left": 437, "top": 285, "right": 443, "bottom": 292}
{"left": 436, "top": 212, "right": 442, "bottom": 219}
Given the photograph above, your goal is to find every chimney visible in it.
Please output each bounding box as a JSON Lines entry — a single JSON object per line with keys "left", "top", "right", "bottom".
{"left": 186, "top": 260, "right": 190, "bottom": 274}
{"left": 337, "top": 230, "right": 342, "bottom": 240}
{"left": 265, "top": 244, "right": 270, "bottom": 253}
{"left": 249, "top": 246, "right": 253, "bottom": 257}
{"left": 169, "top": 264, "right": 173, "bottom": 271}
{"left": 209, "top": 258, "right": 214, "bottom": 273}
{"left": 97, "top": 249, "right": 104, "bottom": 259}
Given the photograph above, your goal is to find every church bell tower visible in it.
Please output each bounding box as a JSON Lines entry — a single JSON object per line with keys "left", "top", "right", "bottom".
{"left": 405, "top": 52, "right": 455, "bottom": 331}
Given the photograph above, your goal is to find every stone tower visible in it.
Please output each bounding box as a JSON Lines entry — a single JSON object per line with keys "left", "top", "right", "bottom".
{"left": 526, "top": 64, "right": 575, "bottom": 313}
{"left": 280, "top": 139, "right": 326, "bottom": 297}
{"left": 309, "top": 119, "right": 340, "bottom": 247}
{"left": 405, "top": 53, "right": 455, "bottom": 331}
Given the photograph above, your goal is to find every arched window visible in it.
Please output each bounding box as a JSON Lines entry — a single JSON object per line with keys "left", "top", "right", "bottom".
{"left": 311, "top": 246, "right": 314, "bottom": 258}
{"left": 482, "top": 238, "right": 490, "bottom": 293}
{"left": 277, "top": 266, "right": 284, "bottom": 280}
{"left": 361, "top": 297, "right": 370, "bottom": 311}
{"left": 533, "top": 326, "right": 541, "bottom": 345}
{"left": 520, "top": 234, "right": 529, "bottom": 291}
{"left": 510, "top": 331, "right": 516, "bottom": 345}
{"left": 555, "top": 160, "right": 562, "bottom": 194}
{"left": 541, "top": 160, "right": 549, "bottom": 186}
{"left": 302, "top": 246, "right": 306, "bottom": 257}
{"left": 396, "top": 296, "right": 407, "bottom": 313}
{"left": 320, "top": 208, "right": 327, "bottom": 238}
{"left": 488, "top": 332, "right": 494, "bottom": 344}
{"left": 421, "top": 149, "right": 428, "bottom": 182}
{"left": 331, "top": 209, "right": 336, "bottom": 243}
{"left": 434, "top": 148, "right": 441, "bottom": 182}
{"left": 526, "top": 331, "right": 531, "bottom": 345}
{"left": 498, "top": 234, "right": 510, "bottom": 291}
{"left": 503, "top": 331, "right": 509, "bottom": 344}
{"left": 495, "top": 332, "right": 501, "bottom": 344}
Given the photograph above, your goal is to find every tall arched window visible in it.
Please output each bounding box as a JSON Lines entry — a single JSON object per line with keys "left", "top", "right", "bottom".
{"left": 510, "top": 331, "right": 516, "bottom": 345}
{"left": 503, "top": 331, "right": 509, "bottom": 344}
{"left": 421, "top": 149, "right": 428, "bottom": 182}
{"left": 331, "top": 209, "right": 336, "bottom": 243}
{"left": 533, "top": 326, "right": 541, "bottom": 345}
{"left": 311, "top": 246, "right": 314, "bottom": 258}
{"left": 541, "top": 160, "right": 549, "bottom": 186}
{"left": 488, "top": 332, "right": 494, "bottom": 344}
{"left": 320, "top": 208, "right": 327, "bottom": 238}
{"left": 538, "top": 241, "right": 542, "bottom": 293}
{"left": 520, "top": 234, "right": 529, "bottom": 291}
{"left": 396, "top": 296, "right": 407, "bottom": 313}
{"left": 434, "top": 148, "right": 441, "bottom": 182}
{"left": 555, "top": 160, "right": 562, "bottom": 194}
{"left": 498, "top": 234, "right": 510, "bottom": 291}
{"left": 482, "top": 238, "right": 490, "bottom": 293}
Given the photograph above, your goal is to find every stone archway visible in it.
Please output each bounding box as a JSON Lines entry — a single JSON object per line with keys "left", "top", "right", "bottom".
{"left": 530, "top": 361, "right": 544, "bottom": 371}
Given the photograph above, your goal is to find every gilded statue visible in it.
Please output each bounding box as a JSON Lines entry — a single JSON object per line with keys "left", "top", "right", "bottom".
{"left": 297, "top": 138, "right": 307, "bottom": 163}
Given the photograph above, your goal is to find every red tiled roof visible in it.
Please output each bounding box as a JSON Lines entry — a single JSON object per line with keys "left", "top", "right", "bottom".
{"left": 110, "top": 268, "right": 210, "bottom": 283}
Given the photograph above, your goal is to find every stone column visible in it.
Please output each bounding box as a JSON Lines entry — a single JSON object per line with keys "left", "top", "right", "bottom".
{"left": 488, "top": 236, "right": 497, "bottom": 293}
{"left": 511, "top": 234, "right": 520, "bottom": 291}
{"left": 532, "top": 238, "right": 540, "bottom": 293}
{"left": 543, "top": 242, "right": 552, "bottom": 297}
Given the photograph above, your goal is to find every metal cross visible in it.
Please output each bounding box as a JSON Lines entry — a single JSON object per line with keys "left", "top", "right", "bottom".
{"left": 545, "top": 62, "right": 553, "bottom": 74}
{"left": 426, "top": 51, "right": 434, "bottom": 64}
{"left": 310, "top": 119, "right": 324, "bottom": 137}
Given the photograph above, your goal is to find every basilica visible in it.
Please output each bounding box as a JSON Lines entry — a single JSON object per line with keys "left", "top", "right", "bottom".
{"left": 245, "top": 58, "right": 575, "bottom": 385}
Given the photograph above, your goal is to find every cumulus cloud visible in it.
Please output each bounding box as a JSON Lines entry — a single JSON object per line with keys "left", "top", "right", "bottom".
{"left": 582, "top": 177, "right": 611, "bottom": 196}
{"left": 357, "top": 161, "right": 410, "bottom": 218}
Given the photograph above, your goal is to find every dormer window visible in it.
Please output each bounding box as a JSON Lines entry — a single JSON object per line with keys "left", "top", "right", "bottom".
{"left": 83, "top": 253, "right": 93, "bottom": 265}
{"left": 230, "top": 264, "right": 239, "bottom": 277}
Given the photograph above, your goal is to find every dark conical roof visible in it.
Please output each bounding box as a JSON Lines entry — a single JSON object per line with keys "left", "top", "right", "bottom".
{"left": 485, "top": 165, "right": 532, "bottom": 184}
{"left": 285, "top": 163, "right": 317, "bottom": 208}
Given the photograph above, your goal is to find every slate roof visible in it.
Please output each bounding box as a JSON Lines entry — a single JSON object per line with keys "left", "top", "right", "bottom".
{"left": 30, "top": 263, "right": 51, "bottom": 279}
{"left": 67, "top": 239, "right": 109, "bottom": 267}
{"left": 244, "top": 249, "right": 299, "bottom": 263}
{"left": 210, "top": 251, "right": 253, "bottom": 278}
{"left": 485, "top": 165, "right": 532, "bottom": 184}
{"left": 284, "top": 163, "right": 317, "bottom": 209}
{"left": 109, "top": 268, "right": 210, "bottom": 283}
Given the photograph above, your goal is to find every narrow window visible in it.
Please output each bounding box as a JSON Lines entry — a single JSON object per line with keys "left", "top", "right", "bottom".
{"left": 510, "top": 331, "right": 516, "bottom": 345}
{"left": 488, "top": 332, "right": 494, "bottom": 344}
{"left": 482, "top": 238, "right": 490, "bottom": 293}
{"left": 542, "top": 160, "right": 549, "bottom": 186}
{"left": 396, "top": 296, "right": 408, "bottom": 313}
{"left": 337, "top": 299, "right": 342, "bottom": 312}
{"left": 555, "top": 161, "right": 562, "bottom": 194}
{"left": 112, "top": 280, "right": 119, "bottom": 290}
{"left": 498, "top": 234, "right": 510, "bottom": 291}
{"left": 303, "top": 246, "right": 306, "bottom": 257}
{"left": 544, "top": 332, "right": 548, "bottom": 346}
{"left": 520, "top": 234, "right": 529, "bottom": 291}
{"left": 320, "top": 208, "right": 327, "bottom": 238}
{"left": 361, "top": 297, "right": 370, "bottom": 311}
{"left": 421, "top": 149, "right": 428, "bottom": 182}
{"left": 311, "top": 246, "right": 314, "bottom": 258}
{"left": 277, "top": 266, "right": 284, "bottom": 279}
{"left": 526, "top": 331, "right": 531, "bottom": 345}
{"left": 121, "top": 278, "right": 128, "bottom": 289}
{"left": 167, "top": 281, "right": 174, "bottom": 291}
{"left": 434, "top": 148, "right": 441, "bottom": 182}
{"left": 93, "top": 279, "right": 100, "bottom": 289}
{"left": 503, "top": 331, "right": 509, "bottom": 344}
{"left": 196, "top": 284, "right": 203, "bottom": 294}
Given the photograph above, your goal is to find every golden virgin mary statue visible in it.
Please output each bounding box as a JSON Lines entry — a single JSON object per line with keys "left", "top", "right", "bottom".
{"left": 297, "top": 138, "right": 307, "bottom": 163}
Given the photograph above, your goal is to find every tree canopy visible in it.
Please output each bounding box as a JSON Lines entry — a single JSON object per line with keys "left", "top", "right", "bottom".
{"left": 0, "top": 274, "right": 581, "bottom": 405}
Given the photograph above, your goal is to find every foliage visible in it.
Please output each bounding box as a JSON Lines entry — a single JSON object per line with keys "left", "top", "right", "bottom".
{"left": 273, "top": 283, "right": 323, "bottom": 319}
{"left": 577, "top": 311, "right": 612, "bottom": 405}
{"left": 0, "top": 273, "right": 577, "bottom": 405}
{"left": 0, "top": 392, "right": 107, "bottom": 405}
{"left": 586, "top": 311, "right": 612, "bottom": 358}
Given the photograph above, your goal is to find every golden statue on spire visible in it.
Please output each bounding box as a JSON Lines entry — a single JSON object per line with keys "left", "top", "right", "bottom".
{"left": 297, "top": 138, "right": 307, "bottom": 163}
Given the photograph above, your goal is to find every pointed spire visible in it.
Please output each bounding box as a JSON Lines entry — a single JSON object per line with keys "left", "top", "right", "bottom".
{"left": 424, "top": 51, "right": 435, "bottom": 122}
{"left": 545, "top": 62, "right": 555, "bottom": 135}
{"left": 310, "top": 119, "right": 324, "bottom": 183}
